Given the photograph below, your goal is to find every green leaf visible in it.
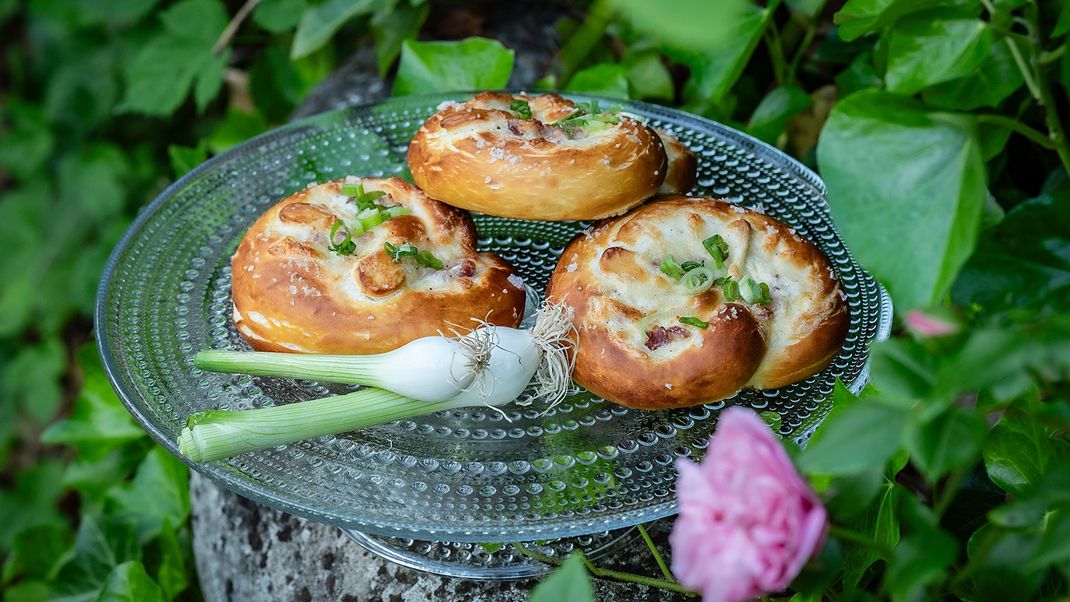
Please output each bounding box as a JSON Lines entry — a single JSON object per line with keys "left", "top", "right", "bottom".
{"left": 835, "top": 50, "right": 883, "bottom": 96}
{"left": 954, "top": 192, "right": 1070, "bottom": 315}
{"left": 152, "top": 523, "right": 189, "bottom": 601}
{"left": 393, "top": 37, "right": 515, "bottom": 96}
{"left": 1054, "top": 0, "right": 1070, "bottom": 37}
{"left": 1, "top": 336, "right": 65, "bottom": 422}
{"left": 984, "top": 410, "right": 1070, "bottom": 495}
{"left": 962, "top": 524, "right": 1046, "bottom": 600}
{"left": 626, "top": 52, "right": 674, "bottom": 101}
{"left": 528, "top": 553, "right": 595, "bottom": 602}
{"left": 79, "top": 0, "right": 161, "bottom": 26}
{"left": 817, "top": 91, "right": 986, "bottom": 311}
{"left": 747, "top": 85, "right": 813, "bottom": 144}
{"left": 62, "top": 443, "right": 152, "bottom": 502}
{"left": 800, "top": 402, "right": 908, "bottom": 476}
{"left": 96, "top": 561, "right": 166, "bottom": 602}
{"left": 988, "top": 468, "right": 1070, "bottom": 527}
{"left": 371, "top": 0, "right": 429, "bottom": 77}
{"left": 662, "top": 1, "right": 778, "bottom": 106}
{"left": 3, "top": 581, "right": 52, "bottom": 602}
{"left": 565, "top": 63, "right": 630, "bottom": 98}
{"left": 59, "top": 142, "right": 130, "bottom": 223}
{"left": 922, "top": 39, "right": 1025, "bottom": 110}
{"left": 117, "top": 0, "right": 228, "bottom": 116}
{"left": 207, "top": 108, "right": 269, "bottom": 154}
{"left": 1028, "top": 510, "right": 1070, "bottom": 569}
{"left": 42, "top": 345, "right": 145, "bottom": 457}
{"left": 787, "top": 0, "right": 826, "bottom": 18}
{"left": 611, "top": 0, "right": 755, "bottom": 53}
{"left": 291, "top": 0, "right": 387, "bottom": 59}
{"left": 0, "top": 100, "right": 55, "bottom": 181}
{"left": 193, "top": 50, "right": 228, "bottom": 112}
{"left": 834, "top": 0, "right": 934, "bottom": 42}
{"left": 52, "top": 515, "right": 140, "bottom": 602}
{"left": 44, "top": 49, "right": 119, "bottom": 131}
{"left": 869, "top": 338, "right": 938, "bottom": 406}
{"left": 885, "top": 10, "right": 993, "bottom": 94}
{"left": 105, "top": 448, "right": 190, "bottom": 543}
{"left": 884, "top": 495, "right": 957, "bottom": 601}
{"left": 907, "top": 406, "right": 987, "bottom": 480}
{"left": 253, "top": 0, "right": 307, "bottom": 33}
{"left": 2, "top": 523, "right": 72, "bottom": 584}
{"left": 168, "top": 142, "right": 208, "bottom": 179}
{"left": 842, "top": 484, "right": 902, "bottom": 592}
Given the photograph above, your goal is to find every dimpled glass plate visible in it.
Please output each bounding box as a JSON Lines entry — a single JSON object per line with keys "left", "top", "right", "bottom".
{"left": 97, "top": 92, "right": 892, "bottom": 543}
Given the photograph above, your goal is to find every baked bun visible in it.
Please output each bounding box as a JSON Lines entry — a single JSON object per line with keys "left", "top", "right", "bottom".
{"left": 656, "top": 130, "right": 698, "bottom": 194}
{"left": 546, "top": 196, "right": 849, "bottom": 410}
{"left": 408, "top": 92, "right": 695, "bottom": 220}
{"left": 231, "top": 177, "right": 525, "bottom": 354}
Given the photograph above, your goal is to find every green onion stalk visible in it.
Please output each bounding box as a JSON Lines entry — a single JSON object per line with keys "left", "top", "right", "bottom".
{"left": 178, "top": 302, "right": 577, "bottom": 463}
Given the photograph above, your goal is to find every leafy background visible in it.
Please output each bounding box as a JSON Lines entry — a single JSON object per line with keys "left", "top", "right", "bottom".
{"left": 1, "top": 0, "right": 1069, "bottom": 599}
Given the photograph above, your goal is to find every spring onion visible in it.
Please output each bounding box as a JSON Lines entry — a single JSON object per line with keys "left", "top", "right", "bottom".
{"left": 178, "top": 303, "right": 577, "bottom": 462}
{"left": 679, "top": 316, "right": 709, "bottom": 329}
{"left": 740, "top": 276, "right": 772, "bottom": 305}
{"left": 385, "top": 241, "right": 444, "bottom": 269}
{"left": 721, "top": 276, "right": 741, "bottom": 301}
{"left": 660, "top": 255, "right": 685, "bottom": 280}
{"left": 683, "top": 267, "right": 715, "bottom": 294}
{"left": 510, "top": 98, "right": 532, "bottom": 120}
{"left": 680, "top": 259, "right": 704, "bottom": 272}
{"left": 702, "top": 234, "right": 729, "bottom": 271}
{"left": 327, "top": 219, "right": 356, "bottom": 256}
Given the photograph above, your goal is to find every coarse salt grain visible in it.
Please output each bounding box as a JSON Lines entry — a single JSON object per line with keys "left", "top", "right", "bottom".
{"left": 507, "top": 274, "right": 525, "bottom": 289}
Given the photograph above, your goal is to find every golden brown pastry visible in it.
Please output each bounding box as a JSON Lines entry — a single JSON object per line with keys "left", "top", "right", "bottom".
{"left": 231, "top": 177, "right": 525, "bottom": 354}
{"left": 407, "top": 92, "right": 696, "bottom": 220}
{"left": 546, "top": 196, "right": 849, "bottom": 410}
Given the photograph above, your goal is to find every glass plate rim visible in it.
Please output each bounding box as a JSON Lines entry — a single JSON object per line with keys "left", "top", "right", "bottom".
{"left": 95, "top": 90, "right": 886, "bottom": 541}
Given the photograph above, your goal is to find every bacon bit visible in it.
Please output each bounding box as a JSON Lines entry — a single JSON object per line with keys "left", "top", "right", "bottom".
{"left": 644, "top": 325, "right": 690, "bottom": 350}
{"left": 454, "top": 258, "right": 476, "bottom": 278}
{"left": 507, "top": 121, "right": 522, "bottom": 136}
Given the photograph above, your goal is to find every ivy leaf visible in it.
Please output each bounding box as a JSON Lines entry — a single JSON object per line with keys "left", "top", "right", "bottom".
{"left": 835, "top": 50, "right": 883, "bottom": 96}
{"left": 922, "top": 39, "right": 1024, "bottom": 111}
{"left": 885, "top": 10, "right": 994, "bottom": 95}
{"left": 52, "top": 515, "right": 140, "bottom": 602}
{"left": 59, "top": 142, "right": 130, "bottom": 223}
{"left": 884, "top": 494, "right": 957, "bottom": 601}
{"left": 1, "top": 523, "right": 72, "bottom": 584}
{"left": 42, "top": 344, "right": 145, "bottom": 458}
{"left": 152, "top": 523, "right": 189, "bottom": 601}
{"left": 962, "top": 525, "right": 1046, "bottom": 600}
{"left": 842, "top": 484, "right": 902, "bottom": 592}
{"left": 96, "top": 561, "right": 166, "bottom": 602}
{"left": 799, "top": 402, "right": 908, "bottom": 476}
{"left": 528, "top": 553, "right": 595, "bottom": 602}
{"left": 661, "top": 1, "right": 778, "bottom": 106}
{"left": 786, "top": 0, "right": 826, "bottom": 18}
{"left": 393, "top": 37, "right": 515, "bottom": 96}
{"left": 167, "top": 142, "right": 209, "bottom": 179}
{"left": 906, "top": 406, "right": 987, "bottom": 481}
{"left": 0, "top": 100, "right": 55, "bottom": 181}
{"left": 988, "top": 468, "right": 1070, "bottom": 528}
{"left": 44, "top": 48, "right": 119, "bottom": 131}
{"left": 291, "top": 0, "right": 389, "bottom": 59}
{"left": 371, "top": 0, "right": 429, "bottom": 77}
{"left": 625, "top": 52, "right": 674, "bottom": 101}
{"left": 817, "top": 91, "right": 986, "bottom": 311}
{"left": 117, "top": 0, "right": 228, "bottom": 117}
{"left": 747, "top": 85, "right": 813, "bottom": 144}
{"left": 833, "top": 0, "right": 933, "bottom": 42}
{"left": 105, "top": 448, "right": 190, "bottom": 543}
{"left": 565, "top": 63, "right": 630, "bottom": 98}
{"left": 610, "top": 0, "right": 755, "bottom": 53}
{"left": 984, "top": 410, "right": 1070, "bottom": 495}
{"left": 1, "top": 336, "right": 66, "bottom": 423}
{"left": 954, "top": 192, "right": 1070, "bottom": 315}
{"left": 253, "top": 0, "right": 307, "bottom": 33}
{"left": 0, "top": 461, "right": 67, "bottom": 553}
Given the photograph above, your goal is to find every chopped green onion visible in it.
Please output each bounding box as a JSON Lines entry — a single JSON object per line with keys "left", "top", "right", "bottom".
{"left": 510, "top": 98, "right": 532, "bottom": 120}
{"left": 740, "top": 277, "right": 773, "bottom": 305}
{"left": 660, "top": 255, "right": 685, "bottom": 280}
{"left": 341, "top": 182, "right": 360, "bottom": 197}
{"left": 683, "top": 267, "right": 715, "bottom": 294}
{"left": 385, "top": 241, "right": 444, "bottom": 270}
{"left": 382, "top": 206, "right": 411, "bottom": 219}
{"left": 358, "top": 207, "right": 386, "bottom": 230}
{"left": 327, "top": 219, "right": 356, "bottom": 256}
{"left": 355, "top": 190, "right": 387, "bottom": 211}
{"left": 702, "top": 234, "right": 729, "bottom": 271}
{"left": 721, "top": 277, "right": 741, "bottom": 302}
{"left": 679, "top": 316, "right": 709, "bottom": 329}
{"left": 680, "top": 260, "right": 705, "bottom": 272}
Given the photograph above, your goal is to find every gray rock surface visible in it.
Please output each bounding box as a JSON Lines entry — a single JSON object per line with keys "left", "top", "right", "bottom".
{"left": 190, "top": 473, "right": 686, "bottom": 601}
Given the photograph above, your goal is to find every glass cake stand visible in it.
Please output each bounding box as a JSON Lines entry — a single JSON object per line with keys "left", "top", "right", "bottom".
{"left": 95, "top": 92, "right": 892, "bottom": 578}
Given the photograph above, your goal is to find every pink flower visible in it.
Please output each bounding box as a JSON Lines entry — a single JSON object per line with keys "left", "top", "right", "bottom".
{"left": 904, "top": 309, "right": 961, "bottom": 338}
{"left": 670, "top": 407, "right": 827, "bottom": 602}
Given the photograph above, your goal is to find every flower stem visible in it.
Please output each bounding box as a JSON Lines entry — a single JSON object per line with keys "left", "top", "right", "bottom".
{"left": 512, "top": 544, "right": 697, "bottom": 597}
{"left": 1025, "top": 2, "right": 1070, "bottom": 176}
{"left": 636, "top": 524, "right": 675, "bottom": 582}
{"left": 975, "top": 114, "right": 1057, "bottom": 149}
{"left": 178, "top": 389, "right": 452, "bottom": 462}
